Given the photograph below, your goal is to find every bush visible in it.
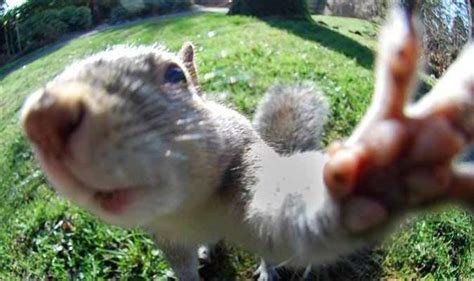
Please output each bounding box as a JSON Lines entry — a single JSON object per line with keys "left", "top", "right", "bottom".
{"left": 20, "top": 9, "right": 68, "bottom": 50}
{"left": 109, "top": 0, "right": 192, "bottom": 24}
{"left": 228, "top": 0, "right": 311, "bottom": 20}
{"left": 59, "top": 6, "right": 92, "bottom": 31}
{"left": 110, "top": 0, "right": 155, "bottom": 23}
{"left": 110, "top": 5, "right": 136, "bottom": 24}
{"left": 156, "top": 0, "right": 193, "bottom": 14}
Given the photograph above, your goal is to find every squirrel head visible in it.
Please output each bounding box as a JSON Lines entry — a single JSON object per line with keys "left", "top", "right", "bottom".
{"left": 21, "top": 43, "right": 225, "bottom": 227}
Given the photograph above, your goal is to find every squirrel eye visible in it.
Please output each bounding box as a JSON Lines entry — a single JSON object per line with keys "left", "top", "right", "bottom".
{"left": 164, "top": 65, "right": 186, "bottom": 84}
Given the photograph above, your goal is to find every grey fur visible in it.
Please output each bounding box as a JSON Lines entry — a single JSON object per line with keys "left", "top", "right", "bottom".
{"left": 251, "top": 83, "right": 330, "bottom": 280}
{"left": 253, "top": 83, "right": 330, "bottom": 155}
{"left": 23, "top": 6, "right": 474, "bottom": 279}
{"left": 21, "top": 44, "right": 380, "bottom": 280}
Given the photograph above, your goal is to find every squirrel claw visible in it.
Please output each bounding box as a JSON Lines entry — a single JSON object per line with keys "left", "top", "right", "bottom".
{"left": 324, "top": 146, "right": 367, "bottom": 199}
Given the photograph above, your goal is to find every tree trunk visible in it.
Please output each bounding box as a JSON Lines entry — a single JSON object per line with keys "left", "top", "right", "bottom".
{"left": 3, "top": 25, "right": 11, "bottom": 56}
{"left": 469, "top": 0, "right": 473, "bottom": 37}
{"left": 307, "top": 0, "right": 327, "bottom": 14}
{"left": 418, "top": 0, "right": 472, "bottom": 76}
{"left": 228, "top": 0, "right": 312, "bottom": 21}
{"left": 15, "top": 20, "right": 21, "bottom": 53}
{"left": 86, "top": 0, "right": 103, "bottom": 24}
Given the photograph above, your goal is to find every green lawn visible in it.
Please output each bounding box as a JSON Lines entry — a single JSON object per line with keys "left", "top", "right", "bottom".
{"left": 0, "top": 12, "right": 472, "bottom": 279}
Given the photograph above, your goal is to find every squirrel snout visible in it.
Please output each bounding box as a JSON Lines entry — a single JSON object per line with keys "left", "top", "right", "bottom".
{"left": 22, "top": 84, "right": 86, "bottom": 158}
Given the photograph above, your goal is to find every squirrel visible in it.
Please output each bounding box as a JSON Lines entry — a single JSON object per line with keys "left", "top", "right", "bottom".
{"left": 20, "top": 7, "right": 474, "bottom": 281}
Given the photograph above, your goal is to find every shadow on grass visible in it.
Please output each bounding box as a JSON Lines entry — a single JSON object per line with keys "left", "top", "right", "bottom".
{"left": 264, "top": 18, "right": 375, "bottom": 70}
{"left": 199, "top": 242, "right": 239, "bottom": 280}
{"left": 308, "top": 248, "right": 384, "bottom": 280}
{"left": 200, "top": 243, "right": 384, "bottom": 280}
{"left": 270, "top": 248, "right": 384, "bottom": 281}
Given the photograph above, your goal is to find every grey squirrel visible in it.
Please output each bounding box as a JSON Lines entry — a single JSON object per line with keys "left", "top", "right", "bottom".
{"left": 20, "top": 7, "right": 474, "bottom": 280}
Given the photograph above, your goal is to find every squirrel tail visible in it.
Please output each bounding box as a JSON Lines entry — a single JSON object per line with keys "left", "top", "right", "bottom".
{"left": 253, "top": 83, "right": 330, "bottom": 155}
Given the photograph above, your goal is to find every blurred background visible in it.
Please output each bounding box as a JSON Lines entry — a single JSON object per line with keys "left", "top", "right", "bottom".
{"left": 1, "top": 0, "right": 472, "bottom": 77}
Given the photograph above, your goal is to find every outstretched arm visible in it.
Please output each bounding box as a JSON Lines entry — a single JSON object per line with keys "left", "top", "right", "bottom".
{"left": 245, "top": 7, "right": 473, "bottom": 266}
{"left": 324, "top": 7, "right": 474, "bottom": 235}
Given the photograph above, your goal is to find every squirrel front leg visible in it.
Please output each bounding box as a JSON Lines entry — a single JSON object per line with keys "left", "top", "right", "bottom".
{"left": 244, "top": 6, "right": 473, "bottom": 268}
{"left": 153, "top": 238, "right": 200, "bottom": 281}
{"left": 324, "top": 7, "right": 474, "bottom": 234}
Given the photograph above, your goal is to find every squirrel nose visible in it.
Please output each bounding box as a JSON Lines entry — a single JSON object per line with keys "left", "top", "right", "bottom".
{"left": 21, "top": 86, "right": 85, "bottom": 158}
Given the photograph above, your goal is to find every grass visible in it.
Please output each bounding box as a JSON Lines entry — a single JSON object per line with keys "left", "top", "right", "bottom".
{"left": 0, "top": 12, "right": 472, "bottom": 279}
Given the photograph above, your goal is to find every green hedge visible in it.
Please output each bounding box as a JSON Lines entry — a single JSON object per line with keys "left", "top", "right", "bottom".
{"left": 228, "top": 0, "right": 311, "bottom": 20}
{"left": 110, "top": 0, "right": 193, "bottom": 24}
{"left": 21, "top": 9, "right": 68, "bottom": 50}
{"left": 19, "top": 6, "right": 92, "bottom": 52}
{"left": 59, "top": 6, "right": 93, "bottom": 31}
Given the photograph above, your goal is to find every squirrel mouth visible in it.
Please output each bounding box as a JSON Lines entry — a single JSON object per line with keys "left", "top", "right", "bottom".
{"left": 32, "top": 146, "right": 137, "bottom": 215}
{"left": 94, "top": 188, "right": 134, "bottom": 214}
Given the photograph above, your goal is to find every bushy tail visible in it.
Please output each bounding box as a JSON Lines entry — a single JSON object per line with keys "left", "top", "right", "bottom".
{"left": 252, "top": 83, "right": 330, "bottom": 155}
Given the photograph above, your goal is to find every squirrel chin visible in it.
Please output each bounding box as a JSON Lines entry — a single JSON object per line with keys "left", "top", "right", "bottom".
{"left": 34, "top": 146, "right": 140, "bottom": 216}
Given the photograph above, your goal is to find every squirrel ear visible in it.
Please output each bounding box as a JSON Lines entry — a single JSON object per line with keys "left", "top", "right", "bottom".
{"left": 179, "top": 42, "right": 201, "bottom": 94}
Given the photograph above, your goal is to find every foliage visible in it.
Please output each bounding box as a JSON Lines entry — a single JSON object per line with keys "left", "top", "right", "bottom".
{"left": 228, "top": 0, "right": 312, "bottom": 21}
{"left": 0, "top": 0, "right": 5, "bottom": 15}
{"left": 156, "top": 0, "right": 194, "bottom": 14}
{"left": 109, "top": 0, "right": 193, "bottom": 24}
{"left": 15, "top": 5, "right": 91, "bottom": 52}
{"left": 0, "top": 0, "right": 193, "bottom": 65}
{"left": 6, "top": 0, "right": 74, "bottom": 21}
{"left": 418, "top": 0, "right": 471, "bottom": 76}
{"left": 58, "top": 6, "right": 92, "bottom": 31}
{"left": 109, "top": 5, "right": 132, "bottom": 24}
{"left": 0, "top": 0, "right": 89, "bottom": 58}
{"left": 20, "top": 9, "right": 68, "bottom": 50}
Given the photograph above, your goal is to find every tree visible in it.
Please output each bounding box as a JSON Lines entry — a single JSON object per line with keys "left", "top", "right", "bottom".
{"left": 469, "top": 0, "right": 474, "bottom": 36}
{"left": 417, "top": 0, "right": 472, "bottom": 76}
{"left": 228, "top": 0, "right": 312, "bottom": 21}
{"left": 0, "top": 0, "right": 5, "bottom": 15}
{"left": 307, "top": 0, "right": 326, "bottom": 14}
{"left": 83, "top": 0, "right": 118, "bottom": 24}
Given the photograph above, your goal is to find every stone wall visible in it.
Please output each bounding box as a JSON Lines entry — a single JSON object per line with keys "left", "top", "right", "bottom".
{"left": 195, "top": 0, "right": 231, "bottom": 6}
{"left": 308, "top": 0, "right": 389, "bottom": 19}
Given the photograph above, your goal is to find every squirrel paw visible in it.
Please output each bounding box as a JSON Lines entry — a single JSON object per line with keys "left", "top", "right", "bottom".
{"left": 253, "top": 259, "right": 280, "bottom": 281}
{"left": 323, "top": 8, "right": 474, "bottom": 234}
